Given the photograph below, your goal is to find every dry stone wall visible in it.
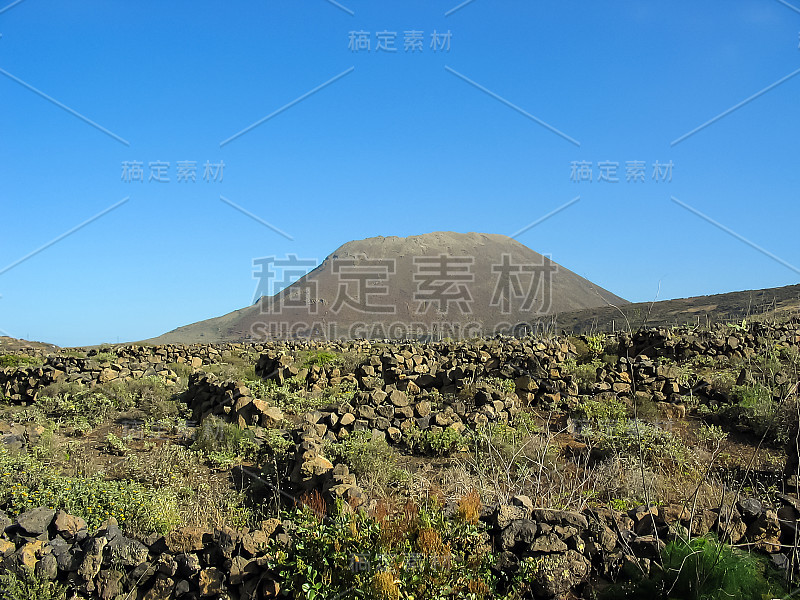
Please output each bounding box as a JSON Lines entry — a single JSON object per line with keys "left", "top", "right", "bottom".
{"left": 2, "top": 489, "right": 799, "bottom": 600}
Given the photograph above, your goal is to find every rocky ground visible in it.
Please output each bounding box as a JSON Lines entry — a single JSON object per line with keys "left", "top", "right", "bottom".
{"left": 1, "top": 320, "right": 800, "bottom": 598}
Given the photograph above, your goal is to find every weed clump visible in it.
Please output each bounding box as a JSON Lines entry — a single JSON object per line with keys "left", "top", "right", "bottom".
{"left": 600, "top": 532, "right": 787, "bottom": 600}
{"left": 192, "top": 415, "right": 257, "bottom": 468}
{"left": 0, "top": 354, "right": 42, "bottom": 369}
{"left": 0, "top": 567, "right": 67, "bottom": 600}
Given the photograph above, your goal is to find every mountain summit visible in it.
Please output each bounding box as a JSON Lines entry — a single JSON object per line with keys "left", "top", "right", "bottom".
{"left": 148, "top": 232, "right": 626, "bottom": 343}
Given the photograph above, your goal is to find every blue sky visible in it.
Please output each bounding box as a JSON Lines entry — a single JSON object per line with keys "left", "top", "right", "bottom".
{"left": 1, "top": 0, "right": 799, "bottom": 346}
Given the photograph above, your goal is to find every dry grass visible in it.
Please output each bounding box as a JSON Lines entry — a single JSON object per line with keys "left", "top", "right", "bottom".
{"left": 296, "top": 489, "right": 327, "bottom": 520}
{"left": 372, "top": 499, "right": 419, "bottom": 550}
{"left": 456, "top": 489, "right": 482, "bottom": 525}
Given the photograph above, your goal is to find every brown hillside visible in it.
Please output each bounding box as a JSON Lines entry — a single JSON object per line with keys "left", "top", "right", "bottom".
{"left": 147, "top": 232, "right": 626, "bottom": 343}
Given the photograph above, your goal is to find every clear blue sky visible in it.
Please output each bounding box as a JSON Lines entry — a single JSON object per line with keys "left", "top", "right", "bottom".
{"left": 1, "top": 0, "right": 799, "bottom": 346}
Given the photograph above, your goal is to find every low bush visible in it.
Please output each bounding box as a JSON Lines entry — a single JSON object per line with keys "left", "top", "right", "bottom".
{"left": 104, "top": 433, "right": 128, "bottom": 456}
{"left": 510, "top": 409, "right": 540, "bottom": 435}
{"left": 300, "top": 350, "right": 339, "bottom": 368}
{"left": 124, "top": 376, "right": 182, "bottom": 420}
{"left": 119, "top": 443, "right": 252, "bottom": 531}
{"left": 89, "top": 351, "right": 116, "bottom": 364}
{"left": 600, "top": 532, "right": 787, "bottom": 599}
{"left": 36, "top": 390, "right": 127, "bottom": 429}
{"left": 325, "top": 431, "right": 408, "bottom": 489}
{"left": 192, "top": 415, "right": 258, "bottom": 467}
{"left": 573, "top": 395, "right": 628, "bottom": 425}
{"left": 586, "top": 420, "right": 692, "bottom": 472}
{"left": 0, "top": 567, "right": 67, "bottom": 600}
{"left": 320, "top": 379, "right": 358, "bottom": 404}
{"left": 696, "top": 423, "right": 727, "bottom": 450}
{"left": 244, "top": 377, "right": 272, "bottom": 400}
{"left": 36, "top": 377, "right": 180, "bottom": 427}
{"left": 0, "top": 354, "right": 42, "bottom": 369}
{"left": 482, "top": 377, "right": 516, "bottom": 396}
{"left": 269, "top": 499, "right": 498, "bottom": 600}
{"left": 405, "top": 426, "right": 466, "bottom": 457}
{"left": 167, "top": 361, "right": 193, "bottom": 380}
{"left": 563, "top": 358, "right": 602, "bottom": 392}
{"left": 426, "top": 427, "right": 466, "bottom": 456}
{"left": 718, "top": 383, "right": 794, "bottom": 446}
{"left": 205, "top": 360, "right": 256, "bottom": 382}
{"left": 586, "top": 333, "right": 608, "bottom": 358}
{"left": 248, "top": 376, "right": 356, "bottom": 413}
{"left": 0, "top": 447, "right": 180, "bottom": 535}
{"left": 261, "top": 428, "right": 293, "bottom": 460}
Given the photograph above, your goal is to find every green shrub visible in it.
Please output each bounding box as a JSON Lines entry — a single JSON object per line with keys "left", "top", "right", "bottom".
{"left": 609, "top": 497, "right": 633, "bottom": 512}
{"left": 510, "top": 409, "right": 539, "bottom": 435}
{"left": 563, "top": 358, "right": 602, "bottom": 392}
{"left": 29, "top": 425, "right": 57, "bottom": 460}
{"left": 167, "top": 361, "right": 194, "bottom": 380}
{"left": 337, "top": 351, "right": 366, "bottom": 375}
{"left": 600, "top": 532, "right": 786, "bottom": 599}
{"left": 36, "top": 390, "right": 125, "bottom": 428}
{"left": 320, "top": 380, "right": 358, "bottom": 404}
{"left": 631, "top": 394, "right": 659, "bottom": 423}
{"left": 301, "top": 350, "right": 339, "bottom": 368}
{"left": 707, "top": 368, "right": 737, "bottom": 396}
{"left": 124, "top": 376, "right": 181, "bottom": 420}
{"left": 0, "top": 354, "right": 42, "bottom": 369}
{"left": 205, "top": 360, "right": 256, "bottom": 382}
{"left": 483, "top": 376, "right": 516, "bottom": 395}
{"left": 120, "top": 443, "right": 252, "bottom": 531}
{"left": 720, "top": 383, "right": 794, "bottom": 446}
{"left": 269, "top": 500, "right": 499, "bottom": 600}
{"left": 779, "top": 345, "right": 799, "bottom": 364}
{"left": 425, "top": 427, "right": 465, "bottom": 456}
{"left": 469, "top": 420, "right": 540, "bottom": 471}
{"left": 0, "top": 447, "right": 179, "bottom": 535}
{"left": 90, "top": 351, "right": 116, "bottom": 364}
{"left": 245, "top": 378, "right": 273, "bottom": 400}
{"left": 570, "top": 336, "right": 591, "bottom": 361}
{"left": 732, "top": 383, "right": 772, "bottom": 408}
{"left": 40, "top": 377, "right": 178, "bottom": 423}
{"left": 0, "top": 567, "right": 67, "bottom": 600}
{"left": 696, "top": 423, "right": 727, "bottom": 450}
{"left": 192, "top": 415, "right": 257, "bottom": 464}
{"left": 270, "top": 507, "right": 376, "bottom": 599}
{"left": 574, "top": 395, "right": 628, "bottom": 425}
{"left": 587, "top": 420, "right": 692, "bottom": 471}
{"left": 104, "top": 433, "right": 128, "bottom": 456}
{"left": 586, "top": 334, "right": 607, "bottom": 358}
{"left": 405, "top": 426, "right": 466, "bottom": 457}
{"left": 252, "top": 376, "right": 325, "bottom": 414}
{"left": 261, "top": 428, "right": 293, "bottom": 460}
{"left": 403, "top": 424, "right": 425, "bottom": 454}
{"left": 325, "top": 431, "right": 407, "bottom": 486}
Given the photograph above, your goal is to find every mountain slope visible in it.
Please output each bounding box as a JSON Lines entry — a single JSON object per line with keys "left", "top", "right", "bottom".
{"left": 146, "top": 232, "right": 626, "bottom": 343}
